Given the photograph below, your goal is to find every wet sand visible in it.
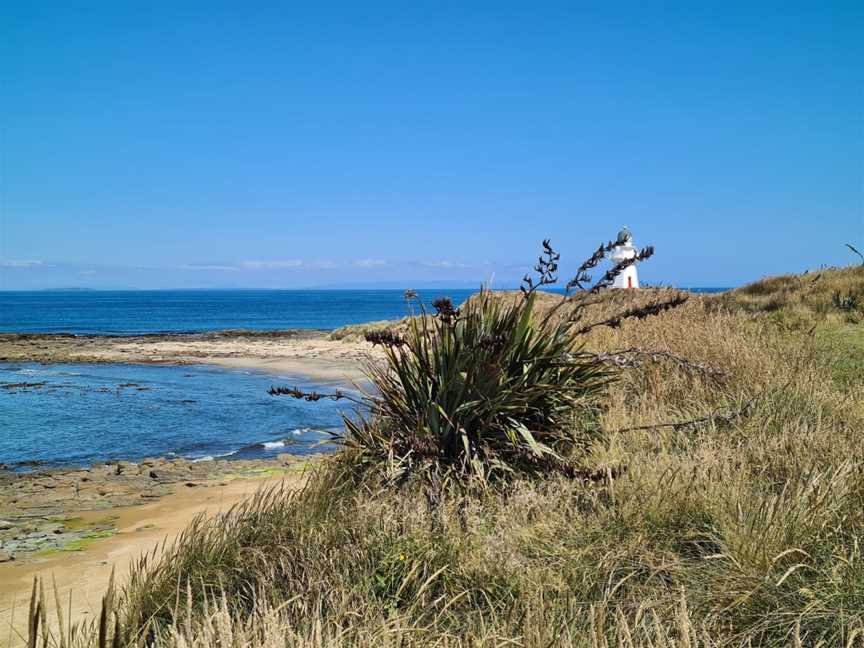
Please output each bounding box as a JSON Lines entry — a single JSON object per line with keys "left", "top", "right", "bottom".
{"left": 0, "top": 469, "right": 304, "bottom": 647}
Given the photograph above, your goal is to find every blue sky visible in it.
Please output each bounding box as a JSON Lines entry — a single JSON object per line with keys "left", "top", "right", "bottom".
{"left": 1, "top": 1, "right": 861, "bottom": 290}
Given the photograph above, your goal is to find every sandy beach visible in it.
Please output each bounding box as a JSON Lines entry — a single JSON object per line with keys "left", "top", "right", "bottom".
{"left": 0, "top": 463, "right": 307, "bottom": 648}
{"left": 0, "top": 330, "right": 374, "bottom": 646}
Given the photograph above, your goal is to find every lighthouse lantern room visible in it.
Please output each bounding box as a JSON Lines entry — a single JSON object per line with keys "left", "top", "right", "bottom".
{"left": 609, "top": 226, "right": 641, "bottom": 289}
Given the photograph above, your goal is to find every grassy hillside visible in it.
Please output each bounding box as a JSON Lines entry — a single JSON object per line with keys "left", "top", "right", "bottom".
{"left": 711, "top": 264, "right": 864, "bottom": 386}
{"left": 21, "top": 265, "right": 864, "bottom": 647}
{"left": 712, "top": 264, "right": 864, "bottom": 325}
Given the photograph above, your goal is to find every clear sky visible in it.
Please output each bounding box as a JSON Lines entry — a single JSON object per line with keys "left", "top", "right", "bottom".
{"left": 1, "top": 1, "right": 862, "bottom": 290}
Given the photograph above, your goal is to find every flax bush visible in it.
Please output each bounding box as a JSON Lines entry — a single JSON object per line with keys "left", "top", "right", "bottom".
{"left": 333, "top": 238, "right": 677, "bottom": 482}
{"left": 344, "top": 287, "right": 611, "bottom": 481}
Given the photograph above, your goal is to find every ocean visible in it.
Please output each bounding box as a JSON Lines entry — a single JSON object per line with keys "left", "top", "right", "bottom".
{"left": 0, "top": 289, "right": 479, "bottom": 335}
{"left": 0, "top": 363, "right": 353, "bottom": 470}
{"left": 0, "top": 288, "right": 727, "bottom": 469}
{"left": 0, "top": 288, "right": 726, "bottom": 336}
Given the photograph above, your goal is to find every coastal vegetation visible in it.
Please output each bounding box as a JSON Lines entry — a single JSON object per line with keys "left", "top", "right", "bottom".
{"left": 17, "top": 253, "right": 864, "bottom": 647}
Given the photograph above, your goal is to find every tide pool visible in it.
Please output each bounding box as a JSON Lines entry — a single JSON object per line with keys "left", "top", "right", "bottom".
{"left": 0, "top": 362, "right": 355, "bottom": 469}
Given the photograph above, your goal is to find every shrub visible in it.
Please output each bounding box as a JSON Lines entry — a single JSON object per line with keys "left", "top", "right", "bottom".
{"left": 347, "top": 287, "right": 611, "bottom": 481}
{"left": 272, "top": 238, "right": 688, "bottom": 483}
{"left": 832, "top": 289, "right": 861, "bottom": 313}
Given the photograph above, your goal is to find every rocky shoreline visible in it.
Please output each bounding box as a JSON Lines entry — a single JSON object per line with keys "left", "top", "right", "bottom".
{"left": 0, "top": 329, "right": 366, "bottom": 566}
{"left": 0, "top": 453, "right": 320, "bottom": 563}
{"left": 0, "top": 330, "right": 322, "bottom": 364}
{"left": 0, "top": 329, "right": 376, "bottom": 383}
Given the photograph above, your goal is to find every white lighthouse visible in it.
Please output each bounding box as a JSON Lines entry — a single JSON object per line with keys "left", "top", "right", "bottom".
{"left": 609, "top": 226, "right": 640, "bottom": 289}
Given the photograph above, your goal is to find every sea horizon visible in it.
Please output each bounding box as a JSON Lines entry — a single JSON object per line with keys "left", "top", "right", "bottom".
{"left": 0, "top": 285, "right": 732, "bottom": 293}
{"left": 0, "top": 284, "right": 730, "bottom": 469}
{"left": 0, "top": 287, "right": 729, "bottom": 336}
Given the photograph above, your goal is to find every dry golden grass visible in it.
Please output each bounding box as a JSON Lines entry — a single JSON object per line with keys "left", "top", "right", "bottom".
{"left": 328, "top": 318, "right": 405, "bottom": 342}
{"left": 711, "top": 264, "right": 864, "bottom": 326}
{"left": 17, "top": 274, "right": 864, "bottom": 647}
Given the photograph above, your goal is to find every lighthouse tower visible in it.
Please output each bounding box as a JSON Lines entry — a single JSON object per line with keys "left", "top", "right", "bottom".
{"left": 609, "top": 227, "right": 640, "bottom": 289}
